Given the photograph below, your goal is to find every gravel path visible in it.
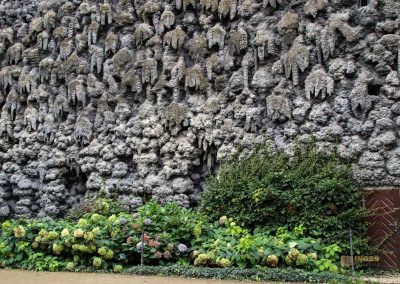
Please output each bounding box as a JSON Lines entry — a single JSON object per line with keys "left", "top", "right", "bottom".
{"left": 0, "top": 269, "right": 296, "bottom": 284}
{"left": 362, "top": 276, "right": 400, "bottom": 284}
{"left": 7, "top": 269, "right": 400, "bottom": 283}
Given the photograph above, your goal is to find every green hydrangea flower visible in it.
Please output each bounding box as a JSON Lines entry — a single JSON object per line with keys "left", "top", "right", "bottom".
{"left": 194, "top": 253, "right": 215, "bottom": 266}
{"left": 288, "top": 248, "right": 300, "bottom": 261}
{"left": 98, "top": 247, "right": 107, "bottom": 256}
{"left": 92, "top": 227, "right": 101, "bottom": 235}
{"left": 113, "top": 264, "right": 123, "bottom": 273}
{"left": 66, "top": 262, "right": 75, "bottom": 271}
{"left": 14, "top": 225, "right": 26, "bottom": 238}
{"left": 91, "top": 214, "right": 101, "bottom": 223}
{"left": 72, "top": 244, "right": 80, "bottom": 251}
{"left": 53, "top": 243, "right": 64, "bottom": 255}
{"left": 266, "top": 255, "right": 279, "bottom": 268}
{"left": 219, "top": 216, "right": 228, "bottom": 225}
{"left": 193, "top": 223, "right": 202, "bottom": 237}
{"left": 108, "top": 215, "right": 117, "bottom": 223}
{"left": 39, "top": 229, "right": 48, "bottom": 237}
{"left": 74, "top": 229, "right": 84, "bottom": 238}
{"left": 79, "top": 245, "right": 88, "bottom": 253}
{"left": 194, "top": 254, "right": 207, "bottom": 266}
{"left": 105, "top": 249, "right": 114, "bottom": 259}
{"left": 285, "top": 255, "right": 293, "bottom": 266}
{"left": 2, "top": 221, "right": 12, "bottom": 230}
{"left": 88, "top": 244, "right": 97, "bottom": 253}
{"left": 97, "top": 201, "right": 110, "bottom": 214}
{"left": 307, "top": 252, "right": 318, "bottom": 260}
{"left": 167, "top": 243, "right": 174, "bottom": 251}
{"left": 48, "top": 231, "right": 58, "bottom": 240}
{"left": 93, "top": 257, "right": 102, "bottom": 268}
{"left": 61, "top": 228, "right": 70, "bottom": 237}
{"left": 78, "top": 218, "right": 88, "bottom": 227}
{"left": 295, "top": 253, "right": 308, "bottom": 266}
{"left": 84, "top": 232, "right": 94, "bottom": 241}
{"left": 216, "top": 258, "right": 231, "bottom": 267}
{"left": 192, "top": 250, "right": 200, "bottom": 258}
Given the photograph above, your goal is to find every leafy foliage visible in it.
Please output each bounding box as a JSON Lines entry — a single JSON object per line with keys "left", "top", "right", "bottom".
{"left": 67, "top": 198, "right": 130, "bottom": 220}
{"left": 0, "top": 200, "right": 199, "bottom": 271}
{"left": 192, "top": 219, "right": 341, "bottom": 272}
{"left": 201, "top": 143, "right": 367, "bottom": 248}
{"left": 0, "top": 199, "right": 347, "bottom": 274}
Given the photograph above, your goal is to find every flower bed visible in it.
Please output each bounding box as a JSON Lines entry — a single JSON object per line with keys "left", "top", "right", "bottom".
{"left": 0, "top": 199, "right": 346, "bottom": 275}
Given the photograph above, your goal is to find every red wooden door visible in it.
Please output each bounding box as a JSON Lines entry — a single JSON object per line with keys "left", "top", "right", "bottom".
{"left": 365, "top": 189, "right": 400, "bottom": 269}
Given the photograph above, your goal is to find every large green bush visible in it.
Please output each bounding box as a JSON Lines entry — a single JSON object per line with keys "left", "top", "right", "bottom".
{"left": 200, "top": 143, "right": 367, "bottom": 246}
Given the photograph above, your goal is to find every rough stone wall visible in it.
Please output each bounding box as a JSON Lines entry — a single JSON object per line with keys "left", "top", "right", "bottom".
{"left": 0, "top": 0, "right": 399, "bottom": 218}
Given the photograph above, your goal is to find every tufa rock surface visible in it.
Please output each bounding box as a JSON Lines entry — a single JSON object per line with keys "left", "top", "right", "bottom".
{"left": 0, "top": 0, "right": 399, "bottom": 217}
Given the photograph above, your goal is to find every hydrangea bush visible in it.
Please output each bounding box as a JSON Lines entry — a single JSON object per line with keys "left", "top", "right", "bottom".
{"left": 0, "top": 199, "right": 343, "bottom": 273}
{"left": 0, "top": 200, "right": 195, "bottom": 271}
{"left": 191, "top": 218, "right": 341, "bottom": 272}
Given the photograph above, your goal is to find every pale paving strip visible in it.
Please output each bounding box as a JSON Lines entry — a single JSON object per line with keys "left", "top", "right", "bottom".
{"left": 0, "top": 269, "right": 303, "bottom": 284}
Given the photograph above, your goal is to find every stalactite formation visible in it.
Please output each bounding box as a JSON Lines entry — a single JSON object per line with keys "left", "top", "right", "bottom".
{"left": 0, "top": 0, "right": 399, "bottom": 218}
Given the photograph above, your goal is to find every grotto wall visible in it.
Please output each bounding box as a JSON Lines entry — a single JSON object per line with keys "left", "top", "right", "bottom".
{"left": 0, "top": 0, "right": 399, "bottom": 218}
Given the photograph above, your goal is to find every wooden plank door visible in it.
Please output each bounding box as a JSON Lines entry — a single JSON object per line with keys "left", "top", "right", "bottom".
{"left": 365, "top": 189, "right": 400, "bottom": 269}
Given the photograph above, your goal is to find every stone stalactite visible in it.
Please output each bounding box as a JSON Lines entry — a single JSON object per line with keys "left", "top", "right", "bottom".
{"left": 305, "top": 65, "right": 334, "bottom": 100}
{"left": 280, "top": 38, "right": 310, "bottom": 86}
{"left": 0, "top": 0, "right": 399, "bottom": 218}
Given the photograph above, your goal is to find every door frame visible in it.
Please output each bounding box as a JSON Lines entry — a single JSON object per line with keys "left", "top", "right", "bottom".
{"left": 364, "top": 187, "right": 400, "bottom": 269}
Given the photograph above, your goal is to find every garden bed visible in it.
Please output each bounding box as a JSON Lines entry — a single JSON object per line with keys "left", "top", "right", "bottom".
{"left": 0, "top": 199, "right": 347, "bottom": 273}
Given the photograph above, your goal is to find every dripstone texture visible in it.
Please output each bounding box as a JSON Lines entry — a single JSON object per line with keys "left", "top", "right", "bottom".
{"left": 0, "top": 0, "right": 399, "bottom": 218}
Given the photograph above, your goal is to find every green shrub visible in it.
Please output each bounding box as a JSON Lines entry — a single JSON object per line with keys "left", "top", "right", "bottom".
{"left": 200, "top": 143, "right": 367, "bottom": 248}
